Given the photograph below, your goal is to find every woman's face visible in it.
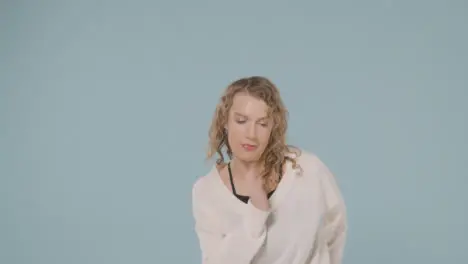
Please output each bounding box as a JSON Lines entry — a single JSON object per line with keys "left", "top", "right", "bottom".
{"left": 226, "top": 93, "right": 273, "bottom": 163}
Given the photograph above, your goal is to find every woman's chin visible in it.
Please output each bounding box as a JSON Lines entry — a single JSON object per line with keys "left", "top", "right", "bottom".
{"left": 234, "top": 152, "right": 262, "bottom": 163}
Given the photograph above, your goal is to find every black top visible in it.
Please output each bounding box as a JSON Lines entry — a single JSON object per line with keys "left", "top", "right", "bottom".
{"left": 228, "top": 162, "right": 279, "bottom": 204}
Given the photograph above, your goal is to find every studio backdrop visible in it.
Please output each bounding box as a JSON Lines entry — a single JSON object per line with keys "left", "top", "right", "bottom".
{"left": 1, "top": 1, "right": 467, "bottom": 263}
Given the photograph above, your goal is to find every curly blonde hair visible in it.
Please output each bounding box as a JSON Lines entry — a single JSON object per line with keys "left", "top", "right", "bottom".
{"left": 206, "top": 76, "right": 301, "bottom": 190}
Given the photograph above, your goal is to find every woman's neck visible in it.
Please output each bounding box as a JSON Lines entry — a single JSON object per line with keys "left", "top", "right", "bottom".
{"left": 229, "top": 158, "right": 262, "bottom": 179}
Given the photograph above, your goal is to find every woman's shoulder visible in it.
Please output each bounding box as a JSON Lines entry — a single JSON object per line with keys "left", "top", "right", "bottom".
{"left": 290, "top": 146, "right": 321, "bottom": 164}
{"left": 290, "top": 147, "right": 331, "bottom": 176}
{"left": 191, "top": 165, "right": 219, "bottom": 201}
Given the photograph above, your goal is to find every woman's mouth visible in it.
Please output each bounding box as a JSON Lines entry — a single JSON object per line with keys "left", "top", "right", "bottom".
{"left": 241, "top": 144, "right": 257, "bottom": 151}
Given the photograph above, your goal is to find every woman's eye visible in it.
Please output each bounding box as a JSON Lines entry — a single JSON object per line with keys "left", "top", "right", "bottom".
{"left": 259, "top": 123, "right": 268, "bottom": 127}
{"left": 236, "top": 120, "right": 246, "bottom": 124}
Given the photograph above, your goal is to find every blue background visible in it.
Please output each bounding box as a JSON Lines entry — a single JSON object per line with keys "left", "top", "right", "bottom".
{"left": 2, "top": 0, "right": 467, "bottom": 263}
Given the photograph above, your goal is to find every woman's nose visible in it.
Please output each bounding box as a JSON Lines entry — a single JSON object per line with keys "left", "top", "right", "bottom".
{"left": 246, "top": 123, "right": 257, "bottom": 138}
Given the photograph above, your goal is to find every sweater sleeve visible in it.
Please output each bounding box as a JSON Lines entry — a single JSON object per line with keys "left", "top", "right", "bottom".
{"left": 192, "top": 184, "right": 270, "bottom": 264}
{"left": 318, "top": 159, "right": 348, "bottom": 264}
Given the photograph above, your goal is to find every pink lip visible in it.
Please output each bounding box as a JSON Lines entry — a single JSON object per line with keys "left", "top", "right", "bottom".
{"left": 242, "top": 144, "right": 257, "bottom": 151}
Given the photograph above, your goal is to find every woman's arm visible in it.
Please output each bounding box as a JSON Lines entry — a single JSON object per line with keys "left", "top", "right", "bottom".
{"left": 318, "top": 159, "right": 348, "bottom": 264}
{"left": 192, "top": 184, "right": 270, "bottom": 264}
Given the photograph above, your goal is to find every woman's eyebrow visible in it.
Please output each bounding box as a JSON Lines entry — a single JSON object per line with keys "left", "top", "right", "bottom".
{"left": 233, "top": 112, "right": 268, "bottom": 121}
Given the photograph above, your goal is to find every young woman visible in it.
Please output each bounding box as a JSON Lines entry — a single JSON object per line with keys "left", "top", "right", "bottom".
{"left": 191, "top": 76, "right": 347, "bottom": 264}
